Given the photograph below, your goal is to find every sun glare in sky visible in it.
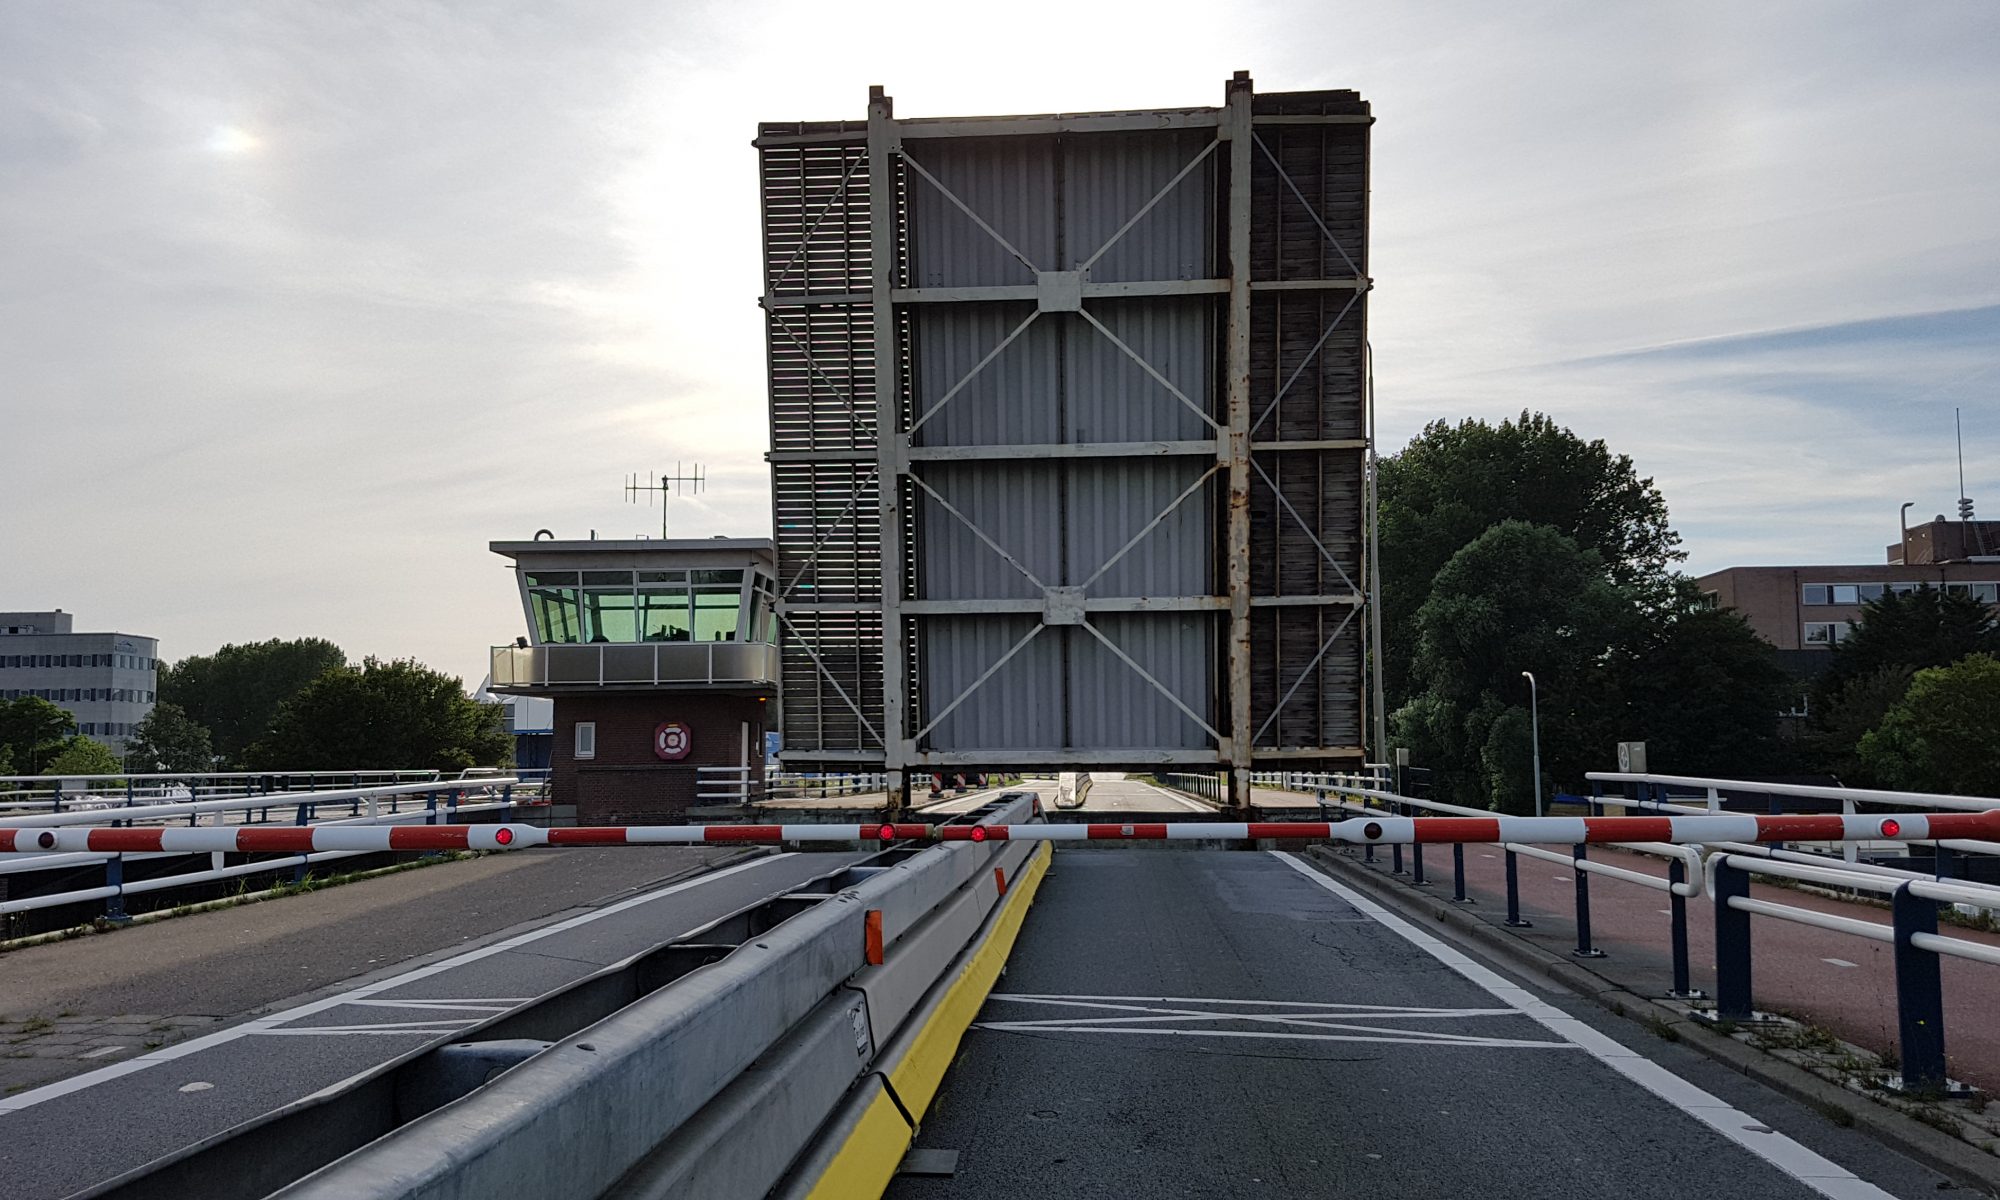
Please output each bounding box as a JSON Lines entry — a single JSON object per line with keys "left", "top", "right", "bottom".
{"left": 205, "top": 124, "right": 261, "bottom": 155}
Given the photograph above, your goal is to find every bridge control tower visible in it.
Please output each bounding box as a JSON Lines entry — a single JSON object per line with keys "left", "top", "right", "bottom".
{"left": 486, "top": 537, "right": 779, "bottom": 823}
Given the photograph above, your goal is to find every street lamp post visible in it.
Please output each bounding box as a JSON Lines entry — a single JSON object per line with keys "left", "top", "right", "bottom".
{"left": 1521, "top": 671, "right": 1543, "bottom": 818}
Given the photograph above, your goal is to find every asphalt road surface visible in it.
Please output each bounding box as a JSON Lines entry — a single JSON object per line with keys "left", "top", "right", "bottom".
{"left": 891, "top": 849, "right": 1954, "bottom": 1200}
{"left": 0, "top": 848, "right": 865, "bottom": 1200}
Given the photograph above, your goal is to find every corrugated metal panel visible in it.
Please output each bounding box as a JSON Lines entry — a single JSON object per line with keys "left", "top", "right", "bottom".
{"left": 1065, "top": 614, "right": 1216, "bottom": 749}
{"left": 1060, "top": 130, "right": 1216, "bottom": 282}
{"left": 906, "top": 139, "right": 1052, "bottom": 286}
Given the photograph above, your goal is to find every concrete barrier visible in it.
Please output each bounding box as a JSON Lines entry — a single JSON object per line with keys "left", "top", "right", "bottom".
{"left": 250, "top": 793, "right": 1042, "bottom": 1200}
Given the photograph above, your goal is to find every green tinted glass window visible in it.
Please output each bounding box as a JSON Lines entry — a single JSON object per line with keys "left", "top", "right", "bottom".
{"left": 530, "top": 588, "right": 583, "bottom": 643}
{"left": 638, "top": 585, "right": 692, "bottom": 641}
{"left": 583, "top": 588, "right": 639, "bottom": 642}
{"left": 692, "top": 588, "right": 741, "bottom": 642}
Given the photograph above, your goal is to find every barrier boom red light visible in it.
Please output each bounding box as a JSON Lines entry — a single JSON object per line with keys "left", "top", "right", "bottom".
{"left": 3, "top": 811, "right": 1997, "bottom": 855}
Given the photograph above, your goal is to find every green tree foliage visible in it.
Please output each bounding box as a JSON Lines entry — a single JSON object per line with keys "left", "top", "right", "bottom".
{"left": 1377, "top": 412, "right": 1682, "bottom": 706}
{"left": 1809, "top": 588, "right": 1999, "bottom": 714}
{"left": 1809, "top": 665, "right": 1916, "bottom": 785}
{"left": 1618, "top": 592, "right": 1792, "bottom": 777}
{"left": 247, "top": 658, "right": 508, "bottom": 772}
{"left": 1856, "top": 654, "right": 2000, "bottom": 795}
{"left": 124, "top": 703, "right": 217, "bottom": 773}
{"left": 0, "top": 696, "right": 78, "bottom": 775}
{"left": 160, "top": 638, "right": 348, "bottom": 766}
{"left": 42, "top": 736, "right": 122, "bottom": 778}
{"left": 1392, "top": 522, "right": 1632, "bottom": 813}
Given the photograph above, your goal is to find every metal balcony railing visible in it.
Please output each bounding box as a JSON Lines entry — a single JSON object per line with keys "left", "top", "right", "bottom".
{"left": 490, "top": 642, "right": 780, "bottom": 689}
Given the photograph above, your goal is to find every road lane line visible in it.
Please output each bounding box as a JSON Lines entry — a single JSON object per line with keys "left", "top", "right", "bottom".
{"left": 0, "top": 853, "right": 787, "bottom": 1114}
{"left": 1823, "top": 958, "right": 1860, "bottom": 969}
{"left": 1273, "top": 851, "right": 1899, "bottom": 1200}
{"left": 971, "top": 1024, "right": 1577, "bottom": 1048}
{"left": 1138, "top": 783, "right": 1212, "bottom": 813}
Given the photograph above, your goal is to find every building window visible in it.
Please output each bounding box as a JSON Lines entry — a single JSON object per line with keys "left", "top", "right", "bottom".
{"left": 1830, "top": 584, "right": 1860, "bottom": 605}
{"left": 1976, "top": 583, "right": 1999, "bottom": 605}
{"left": 1802, "top": 584, "right": 1830, "bottom": 606}
{"left": 1803, "top": 622, "right": 1848, "bottom": 647}
{"left": 575, "top": 721, "right": 597, "bottom": 760}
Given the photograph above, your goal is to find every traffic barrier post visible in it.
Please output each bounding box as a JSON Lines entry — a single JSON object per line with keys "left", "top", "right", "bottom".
{"left": 1571, "top": 843, "right": 1605, "bottom": 958}
{"left": 1504, "top": 850, "right": 1531, "bottom": 927}
{"left": 1891, "top": 882, "right": 1949, "bottom": 1093}
{"left": 1713, "top": 858, "right": 1754, "bottom": 1020}
{"left": 1667, "top": 858, "right": 1697, "bottom": 997}
{"left": 103, "top": 854, "right": 129, "bottom": 923}
{"left": 1450, "top": 843, "right": 1472, "bottom": 903}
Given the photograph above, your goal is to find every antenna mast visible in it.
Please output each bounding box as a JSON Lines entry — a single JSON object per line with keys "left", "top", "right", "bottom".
{"left": 624, "top": 463, "right": 706, "bottom": 539}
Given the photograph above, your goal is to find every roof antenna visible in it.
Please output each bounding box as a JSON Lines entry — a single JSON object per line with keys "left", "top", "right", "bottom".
{"left": 625, "top": 463, "right": 707, "bottom": 539}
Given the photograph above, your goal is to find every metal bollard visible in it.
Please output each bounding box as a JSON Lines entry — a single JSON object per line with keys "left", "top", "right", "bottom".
{"left": 1712, "top": 858, "right": 1754, "bottom": 1020}
{"left": 1504, "top": 850, "right": 1531, "bottom": 927}
{"left": 1451, "top": 843, "right": 1473, "bottom": 903}
{"left": 1934, "top": 843, "right": 1955, "bottom": 882}
{"left": 1412, "top": 833, "right": 1428, "bottom": 886}
{"left": 1571, "top": 843, "right": 1606, "bottom": 958}
{"left": 291, "top": 804, "right": 311, "bottom": 883}
{"left": 1891, "top": 883, "right": 1949, "bottom": 1093}
{"left": 1667, "top": 859, "right": 1698, "bottom": 997}
{"left": 104, "top": 855, "right": 131, "bottom": 924}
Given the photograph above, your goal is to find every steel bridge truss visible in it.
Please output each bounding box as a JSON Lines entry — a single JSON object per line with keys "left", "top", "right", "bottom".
{"left": 757, "top": 75, "right": 1373, "bottom": 804}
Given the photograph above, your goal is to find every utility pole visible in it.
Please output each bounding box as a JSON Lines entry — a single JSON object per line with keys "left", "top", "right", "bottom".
{"left": 1522, "top": 671, "right": 1543, "bottom": 818}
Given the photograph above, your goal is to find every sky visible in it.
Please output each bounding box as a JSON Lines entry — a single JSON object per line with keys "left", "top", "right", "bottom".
{"left": 2, "top": 1, "right": 1996, "bottom": 686}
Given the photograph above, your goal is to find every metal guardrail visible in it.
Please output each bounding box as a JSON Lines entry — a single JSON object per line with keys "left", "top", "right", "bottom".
{"left": 82, "top": 792, "right": 1042, "bottom": 1200}
{"left": 1275, "top": 770, "right": 2000, "bottom": 1095}
{"left": 489, "top": 641, "right": 780, "bottom": 689}
{"left": 692, "top": 769, "right": 889, "bottom": 805}
{"left": 0, "top": 779, "right": 522, "bottom": 926}
{"left": 0, "top": 769, "right": 443, "bottom": 815}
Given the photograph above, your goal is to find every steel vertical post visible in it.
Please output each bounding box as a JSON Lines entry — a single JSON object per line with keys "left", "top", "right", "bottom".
{"left": 1222, "top": 72, "right": 1254, "bottom": 810}
{"left": 867, "top": 85, "right": 909, "bottom": 815}
{"left": 104, "top": 855, "right": 129, "bottom": 923}
{"left": 1668, "top": 859, "right": 1695, "bottom": 997}
{"left": 1504, "top": 849, "right": 1531, "bottom": 927}
{"left": 1571, "top": 843, "right": 1605, "bottom": 957}
{"left": 1712, "top": 858, "right": 1754, "bottom": 1020}
{"left": 1451, "top": 843, "right": 1472, "bottom": 903}
{"left": 1891, "top": 883, "right": 1948, "bottom": 1092}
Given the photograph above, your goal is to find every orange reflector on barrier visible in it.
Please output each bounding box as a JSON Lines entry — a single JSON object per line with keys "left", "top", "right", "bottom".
{"left": 994, "top": 866, "right": 1008, "bottom": 897}
{"left": 864, "top": 909, "right": 884, "bottom": 965}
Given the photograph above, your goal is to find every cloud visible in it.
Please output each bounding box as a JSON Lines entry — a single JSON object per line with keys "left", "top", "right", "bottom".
{"left": 1, "top": 1, "right": 1996, "bottom": 685}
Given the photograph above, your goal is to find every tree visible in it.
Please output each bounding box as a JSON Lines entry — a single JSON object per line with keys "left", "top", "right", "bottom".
{"left": 160, "top": 638, "right": 348, "bottom": 766}
{"left": 41, "top": 736, "right": 121, "bottom": 779}
{"left": 1810, "top": 587, "right": 1999, "bottom": 712}
{"left": 1808, "top": 665, "right": 1915, "bottom": 785}
{"left": 247, "top": 658, "right": 509, "bottom": 772}
{"left": 1391, "top": 522, "right": 1633, "bottom": 812}
{"left": 1377, "top": 412, "right": 1682, "bottom": 707}
{"left": 1618, "top": 591, "right": 1793, "bottom": 777}
{"left": 1856, "top": 654, "right": 2000, "bottom": 795}
{"left": 124, "top": 703, "right": 216, "bottom": 774}
{"left": 0, "top": 696, "right": 78, "bottom": 775}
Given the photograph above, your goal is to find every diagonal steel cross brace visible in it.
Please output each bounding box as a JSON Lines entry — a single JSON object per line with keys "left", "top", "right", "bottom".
{"left": 1251, "top": 607, "right": 1358, "bottom": 745}
{"left": 1249, "top": 455, "right": 1359, "bottom": 595}
{"left": 775, "top": 609, "right": 885, "bottom": 748}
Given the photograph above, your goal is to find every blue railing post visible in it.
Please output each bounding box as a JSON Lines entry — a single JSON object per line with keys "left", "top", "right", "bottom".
{"left": 1451, "top": 843, "right": 1473, "bottom": 903}
{"left": 1571, "top": 843, "right": 1606, "bottom": 958}
{"left": 52, "top": 781, "right": 63, "bottom": 813}
{"left": 1504, "top": 849, "right": 1531, "bottom": 927}
{"left": 1713, "top": 858, "right": 1754, "bottom": 1020}
{"left": 104, "top": 855, "right": 130, "bottom": 923}
{"left": 426, "top": 790, "right": 439, "bottom": 826}
{"left": 1891, "top": 883, "right": 1948, "bottom": 1093}
{"left": 291, "top": 803, "right": 310, "bottom": 883}
{"left": 1933, "top": 843, "right": 1955, "bottom": 882}
{"left": 501, "top": 782, "right": 514, "bottom": 814}
{"left": 1668, "top": 859, "right": 1697, "bottom": 997}
{"left": 1411, "top": 822, "right": 1428, "bottom": 886}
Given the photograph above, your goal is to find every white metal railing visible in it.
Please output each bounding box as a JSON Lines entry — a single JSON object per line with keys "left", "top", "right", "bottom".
{"left": 489, "top": 642, "right": 780, "bottom": 689}
{"left": 0, "top": 769, "right": 443, "bottom": 815}
{"left": 0, "top": 778, "right": 522, "bottom": 923}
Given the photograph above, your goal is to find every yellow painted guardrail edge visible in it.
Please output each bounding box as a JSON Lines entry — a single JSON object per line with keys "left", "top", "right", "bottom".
{"left": 806, "top": 840, "right": 1053, "bottom": 1199}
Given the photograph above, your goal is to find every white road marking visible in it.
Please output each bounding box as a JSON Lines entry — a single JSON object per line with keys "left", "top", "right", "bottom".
{"left": 0, "top": 854, "right": 787, "bottom": 1114}
{"left": 1822, "top": 958, "right": 1859, "bottom": 969}
{"left": 972, "top": 1024, "right": 1578, "bottom": 1048}
{"left": 1273, "top": 852, "right": 1900, "bottom": 1200}
{"left": 251, "top": 1027, "right": 467, "bottom": 1037}
{"left": 80, "top": 1046, "right": 124, "bottom": 1059}
{"left": 336, "top": 999, "right": 525, "bottom": 1013}
{"left": 979, "top": 994, "right": 1570, "bottom": 1048}
{"left": 177, "top": 1081, "right": 212, "bottom": 1094}
{"left": 1137, "top": 783, "right": 1213, "bottom": 814}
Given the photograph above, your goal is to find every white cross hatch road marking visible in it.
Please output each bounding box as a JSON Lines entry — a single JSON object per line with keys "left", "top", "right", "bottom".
{"left": 974, "top": 994, "right": 1576, "bottom": 1049}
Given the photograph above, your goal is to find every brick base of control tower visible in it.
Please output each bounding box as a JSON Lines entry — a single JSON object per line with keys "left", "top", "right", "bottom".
{"left": 548, "top": 694, "right": 768, "bottom": 824}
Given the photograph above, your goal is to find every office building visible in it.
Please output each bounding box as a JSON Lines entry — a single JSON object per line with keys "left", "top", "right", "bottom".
{"left": 0, "top": 610, "right": 159, "bottom": 756}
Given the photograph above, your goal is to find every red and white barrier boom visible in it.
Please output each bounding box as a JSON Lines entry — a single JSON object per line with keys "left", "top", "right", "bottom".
{"left": 3, "top": 811, "right": 1997, "bottom": 855}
